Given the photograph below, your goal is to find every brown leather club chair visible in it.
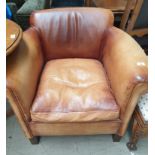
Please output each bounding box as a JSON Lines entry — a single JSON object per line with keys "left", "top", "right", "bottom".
{"left": 6, "top": 8, "right": 148, "bottom": 144}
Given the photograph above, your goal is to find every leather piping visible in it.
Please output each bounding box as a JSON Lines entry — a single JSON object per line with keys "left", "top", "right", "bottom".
{"left": 7, "top": 87, "right": 33, "bottom": 138}
{"left": 117, "top": 82, "right": 147, "bottom": 135}
{"left": 31, "top": 109, "right": 119, "bottom": 114}
{"left": 124, "top": 82, "right": 147, "bottom": 114}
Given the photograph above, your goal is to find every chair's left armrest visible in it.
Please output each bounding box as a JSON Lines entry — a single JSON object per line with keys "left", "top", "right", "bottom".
{"left": 102, "top": 27, "right": 148, "bottom": 136}
{"left": 7, "top": 27, "right": 44, "bottom": 122}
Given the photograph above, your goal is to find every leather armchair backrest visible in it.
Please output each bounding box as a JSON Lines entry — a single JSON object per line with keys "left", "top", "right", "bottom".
{"left": 30, "top": 8, "right": 114, "bottom": 61}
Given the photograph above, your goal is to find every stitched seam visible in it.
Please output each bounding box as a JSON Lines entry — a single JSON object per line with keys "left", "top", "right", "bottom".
{"left": 123, "top": 82, "right": 147, "bottom": 115}
{"left": 98, "top": 30, "right": 106, "bottom": 61}
{"left": 8, "top": 87, "right": 33, "bottom": 136}
{"left": 31, "top": 109, "right": 120, "bottom": 115}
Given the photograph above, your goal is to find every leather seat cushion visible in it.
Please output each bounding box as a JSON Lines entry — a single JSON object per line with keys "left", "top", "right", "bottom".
{"left": 31, "top": 58, "right": 120, "bottom": 122}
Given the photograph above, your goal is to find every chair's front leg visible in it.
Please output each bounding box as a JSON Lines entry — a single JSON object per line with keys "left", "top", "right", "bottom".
{"left": 29, "top": 136, "right": 40, "bottom": 145}
{"left": 112, "top": 134, "right": 122, "bottom": 142}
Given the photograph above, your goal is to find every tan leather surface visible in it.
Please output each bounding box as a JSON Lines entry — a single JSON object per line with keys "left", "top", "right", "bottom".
{"left": 102, "top": 26, "right": 148, "bottom": 119}
{"left": 7, "top": 27, "right": 44, "bottom": 120}
{"left": 7, "top": 88, "right": 33, "bottom": 138}
{"left": 30, "top": 8, "right": 114, "bottom": 61}
{"left": 6, "top": 8, "right": 148, "bottom": 139}
{"left": 31, "top": 59, "right": 119, "bottom": 122}
{"left": 118, "top": 83, "right": 147, "bottom": 136}
{"left": 30, "top": 120, "right": 121, "bottom": 136}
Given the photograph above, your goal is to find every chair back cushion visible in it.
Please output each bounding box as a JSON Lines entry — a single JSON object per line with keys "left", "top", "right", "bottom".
{"left": 30, "top": 8, "right": 113, "bottom": 61}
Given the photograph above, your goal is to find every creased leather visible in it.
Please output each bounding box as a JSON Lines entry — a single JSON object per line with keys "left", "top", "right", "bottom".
{"left": 31, "top": 59, "right": 120, "bottom": 122}
{"left": 6, "top": 8, "right": 148, "bottom": 137}
{"left": 102, "top": 27, "right": 148, "bottom": 119}
{"left": 30, "top": 7, "right": 114, "bottom": 61}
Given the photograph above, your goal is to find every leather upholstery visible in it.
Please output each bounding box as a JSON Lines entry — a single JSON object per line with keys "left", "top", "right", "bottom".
{"left": 6, "top": 8, "right": 148, "bottom": 139}
{"left": 7, "top": 27, "right": 44, "bottom": 120}
{"left": 102, "top": 27, "right": 148, "bottom": 119}
{"left": 31, "top": 59, "right": 119, "bottom": 122}
{"left": 30, "top": 8, "right": 114, "bottom": 61}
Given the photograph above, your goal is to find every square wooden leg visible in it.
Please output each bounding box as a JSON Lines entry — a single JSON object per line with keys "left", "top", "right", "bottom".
{"left": 29, "top": 136, "right": 40, "bottom": 144}
{"left": 112, "top": 134, "right": 122, "bottom": 142}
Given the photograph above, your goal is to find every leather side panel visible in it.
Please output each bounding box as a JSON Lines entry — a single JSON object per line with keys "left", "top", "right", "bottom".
{"left": 6, "top": 27, "right": 44, "bottom": 120}
{"left": 29, "top": 120, "right": 121, "bottom": 136}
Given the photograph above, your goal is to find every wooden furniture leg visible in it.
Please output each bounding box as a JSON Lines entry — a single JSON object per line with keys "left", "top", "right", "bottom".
{"left": 85, "top": 0, "right": 92, "bottom": 6}
{"left": 127, "top": 119, "right": 141, "bottom": 150}
{"left": 112, "top": 134, "right": 122, "bottom": 142}
{"left": 29, "top": 136, "right": 40, "bottom": 145}
{"left": 127, "top": 93, "right": 148, "bottom": 151}
{"left": 126, "top": 0, "right": 144, "bottom": 32}
{"left": 6, "top": 108, "right": 14, "bottom": 118}
{"left": 120, "top": 0, "right": 135, "bottom": 30}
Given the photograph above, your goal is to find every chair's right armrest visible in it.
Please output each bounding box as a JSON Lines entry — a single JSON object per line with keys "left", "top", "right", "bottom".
{"left": 7, "top": 27, "right": 44, "bottom": 121}
{"left": 102, "top": 27, "right": 148, "bottom": 136}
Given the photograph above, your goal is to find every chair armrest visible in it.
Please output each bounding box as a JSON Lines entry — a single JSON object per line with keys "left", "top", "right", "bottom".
{"left": 7, "top": 27, "right": 44, "bottom": 121}
{"left": 102, "top": 27, "right": 148, "bottom": 135}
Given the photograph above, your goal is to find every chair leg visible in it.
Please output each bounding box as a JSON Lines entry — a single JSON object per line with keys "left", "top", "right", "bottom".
{"left": 112, "top": 134, "right": 122, "bottom": 142}
{"left": 126, "top": 119, "right": 141, "bottom": 151}
{"left": 29, "top": 136, "right": 40, "bottom": 144}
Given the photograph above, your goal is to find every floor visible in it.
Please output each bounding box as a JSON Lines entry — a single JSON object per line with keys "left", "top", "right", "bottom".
{"left": 7, "top": 116, "right": 148, "bottom": 155}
